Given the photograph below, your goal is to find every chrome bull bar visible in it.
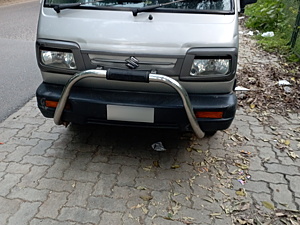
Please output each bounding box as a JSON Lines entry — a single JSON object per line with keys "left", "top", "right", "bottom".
{"left": 53, "top": 69, "right": 205, "bottom": 139}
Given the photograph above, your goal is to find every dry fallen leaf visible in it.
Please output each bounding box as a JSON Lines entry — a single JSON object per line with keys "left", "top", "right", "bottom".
{"left": 153, "top": 161, "right": 160, "bottom": 167}
{"left": 171, "top": 165, "right": 180, "bottom": 169}
{"left": 235, "top": 163, "right": 249, "bottom": 170}
{"left": 270, "top": 126, "right": 277, "bottom": 130}
{"left": 202, "top": 196, "right": 214, "bottom": 203}
{"left": 261, "top": 201, "right": 275, "bottom": 210}
{"left": 246, "top": 97, "right": 254, "bottom": 104}
{"left": 220, "top": 189, "right": 230, "bottom": 197}
{"left": 142, "top": 207, "right": 148, "bottom": 214}
{"left": 171, "top": 202, "right": 181, "bottom": 215}
{"left": 240, "top": 202, "right": 251, "bottom": 211}
{"left": 220, "top": 204, "right": 231, "bottom": 214}
{"left": 143, "top": 166, "right": 152, "bottom": 171}
{"left": 140, "top": 195, "right": 153, "bottom": 201}
{"left": 287, "top": 151, "right": 299, "bottom": 160}
{"left": 130, "top": 203, "right": 144, "bottom": 209}
{"left": 230, "top": 135, "right": 239, "bottom": 142}
{"left": 229, "top": 169, "right": 239, "bottom": 175}
{"left": 182, "top": 217, "right": 194, "bottom": 220}
{"left": 136, "top": 186, "right": 147, "bottom": 190}
{"left": 279, "top": 203, "right": 289, "bottom": 208}
{"left": 236, "top": 218, "right": 248, "bottom": 225}
{"left": 186, "top": 147, "right": 193, "bottom": 152}
{"left": 236, "top": 188, "right": 247, "bottom": 197}
{"left": 290, "top": 218, "right": 299, "bottom": 225}
{"left": 210, "top": 212, "right": 222, "bottom": 217}
{"left": 181, "top": 217, "right": 194, "bottom": 223}
{"left": 284, "top": 140, "right": 291, "bottom": 146}
{"left": 198, "top": 167, "right": 209, "bottom": 173}
{"left": 240, "top": 150, "right": 251, "bottom": 156}
{"left": 218, "top": 169, "right": 225, "bottom": 177}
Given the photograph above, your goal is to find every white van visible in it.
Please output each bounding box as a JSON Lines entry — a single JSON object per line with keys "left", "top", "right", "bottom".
{"left": 36, "top": 0, "right": 256, "bottom": 138}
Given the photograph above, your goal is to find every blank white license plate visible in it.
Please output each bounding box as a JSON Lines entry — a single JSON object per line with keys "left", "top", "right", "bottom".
{"left": 107, "top": 105, "right": 154, "bottom": 123}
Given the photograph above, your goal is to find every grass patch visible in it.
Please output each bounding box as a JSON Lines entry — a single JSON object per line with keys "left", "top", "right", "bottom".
{"left": 244, "top": 0, "right": 300, "bottom": 62}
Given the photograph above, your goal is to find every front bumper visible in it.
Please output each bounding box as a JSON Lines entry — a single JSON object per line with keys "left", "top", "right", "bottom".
{"left": 36, "top": 70, "right": 237, "bottom": 137}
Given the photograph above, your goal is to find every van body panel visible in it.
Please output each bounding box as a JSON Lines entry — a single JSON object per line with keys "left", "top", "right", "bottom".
{"left": 38, "top": 8, "right": 239, "bottom": 55}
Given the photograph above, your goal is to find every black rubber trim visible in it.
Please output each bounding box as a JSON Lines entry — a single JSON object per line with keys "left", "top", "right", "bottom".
{"left": 107, "top": 69, "right": 150, "bottom": 83}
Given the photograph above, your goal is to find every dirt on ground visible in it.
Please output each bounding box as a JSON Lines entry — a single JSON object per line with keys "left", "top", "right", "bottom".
{"left": 237, "top": 21, "right": 300, "bottom": 117}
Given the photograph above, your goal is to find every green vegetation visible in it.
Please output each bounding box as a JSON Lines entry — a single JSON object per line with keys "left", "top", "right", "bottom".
{"left": 244, "top": 0, "right": 300, "bottom": 62}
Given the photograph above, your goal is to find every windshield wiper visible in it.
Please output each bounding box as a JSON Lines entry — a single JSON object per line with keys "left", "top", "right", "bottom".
{"left": 52, "top": 0, "right": 184, "bottom": 14}
{"left": 52, "top": 0, "right": 104, "bottom": 13}
{"left": 132, "top": 0, "right": 185, "bottom": 16}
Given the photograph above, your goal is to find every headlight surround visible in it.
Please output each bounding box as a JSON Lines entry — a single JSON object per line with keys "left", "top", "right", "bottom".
{"left": 190, "top": 58, "right": 231, "bottom": 76}
{"left": 41, "top": 50, "right": 77, "bottom": 70}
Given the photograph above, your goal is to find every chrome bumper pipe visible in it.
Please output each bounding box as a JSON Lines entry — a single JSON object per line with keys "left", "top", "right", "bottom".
{"left": 148, "top": 74, "right": 205, "bottom": 139}
{"left": 53, "top": 70, "right": 106, "bottom": 126}
{"left": 53, "top": 69, "right": 205, "bottom": 139}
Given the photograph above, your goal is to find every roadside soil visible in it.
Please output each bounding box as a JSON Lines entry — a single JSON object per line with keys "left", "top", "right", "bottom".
{"left": 237, "top": 20, "right": 300, "bottom": 116}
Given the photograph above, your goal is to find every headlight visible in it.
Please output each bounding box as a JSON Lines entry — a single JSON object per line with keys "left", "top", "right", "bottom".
{"left": 190, "top": 59, "right": 230, "bottom": 76}
{"left": 41, "top": 50, "right": 77, "bottom": 70}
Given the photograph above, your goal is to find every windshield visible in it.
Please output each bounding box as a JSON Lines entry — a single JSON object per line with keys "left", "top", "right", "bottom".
{"left": 45, "top": 0, "right": 233, "bottom": 12}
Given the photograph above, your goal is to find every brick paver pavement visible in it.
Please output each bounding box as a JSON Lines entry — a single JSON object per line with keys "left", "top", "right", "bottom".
{"left": 0, "top": 98, "right": 299, "bottom": 225}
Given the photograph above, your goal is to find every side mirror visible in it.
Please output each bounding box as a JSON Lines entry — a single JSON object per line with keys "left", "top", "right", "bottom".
{"left": 240, "top": 0, "right": 257, "bottom": 13}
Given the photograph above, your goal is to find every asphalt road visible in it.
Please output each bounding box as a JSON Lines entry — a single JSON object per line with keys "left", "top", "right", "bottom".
{"left": 0, "top": 0, "right": 41, "bottom": 122}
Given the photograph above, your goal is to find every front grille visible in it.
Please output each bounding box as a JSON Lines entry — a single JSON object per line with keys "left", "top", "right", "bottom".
{"left": 88, "top": 54, "right": 177, "bottom": 71}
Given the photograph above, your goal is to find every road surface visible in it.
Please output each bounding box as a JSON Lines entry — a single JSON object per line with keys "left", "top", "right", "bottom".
{"left": 0, "top": 0, "right": 41, "bottom": 122}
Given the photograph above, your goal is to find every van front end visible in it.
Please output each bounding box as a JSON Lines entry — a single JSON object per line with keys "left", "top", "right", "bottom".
{"left": 35, "top": 0, "right": 256, "bottom": 136}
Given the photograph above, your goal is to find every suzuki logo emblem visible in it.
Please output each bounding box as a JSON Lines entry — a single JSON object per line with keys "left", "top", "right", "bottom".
{"left": 125, "top": 56, "right": 139, "bottom": 69}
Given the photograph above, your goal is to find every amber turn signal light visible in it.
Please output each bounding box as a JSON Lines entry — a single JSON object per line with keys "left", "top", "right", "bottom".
{"left": 45, "top": 100, "right": 70, "bottom": 110}
{"left": 195, "top": 111, "right": 223, "bottom": 119}
{"left": 45, "top": 100, "right": 58, "bottom": 108}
